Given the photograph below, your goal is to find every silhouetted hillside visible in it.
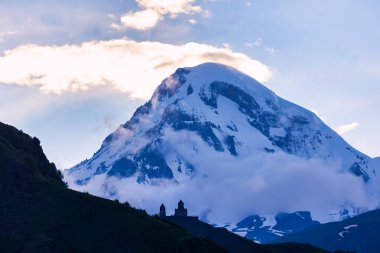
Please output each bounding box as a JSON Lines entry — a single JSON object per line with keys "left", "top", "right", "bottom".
{"left": 0, "top": 122, "right": 225, "bottom": 253}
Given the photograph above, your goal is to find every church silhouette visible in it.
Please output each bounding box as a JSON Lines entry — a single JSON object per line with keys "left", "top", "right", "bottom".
{"left": 159, "top": 200, "right": 198, "bottom": 220}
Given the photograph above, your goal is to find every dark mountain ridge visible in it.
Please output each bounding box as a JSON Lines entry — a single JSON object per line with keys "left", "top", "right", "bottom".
{"left": 275, "top": 208, "right": 380, "bottom": 253}
{"left": 0, "top": 122, "right": 225, "bottom": 253}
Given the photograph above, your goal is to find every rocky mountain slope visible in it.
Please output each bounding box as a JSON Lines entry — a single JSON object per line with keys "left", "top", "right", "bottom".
{"left": 275, "top": 208, "right": 380, "bottom": 253}
{"left": 67, "top": 62, "right": 379, "bottom": 232}
{"left": 69, "top": 63, "right": 375, "bottom": 182}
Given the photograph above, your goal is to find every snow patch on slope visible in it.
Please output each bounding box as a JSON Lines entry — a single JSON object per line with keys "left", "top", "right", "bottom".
{"left": 338, "top": 224, "right": 358, "bottom": 239}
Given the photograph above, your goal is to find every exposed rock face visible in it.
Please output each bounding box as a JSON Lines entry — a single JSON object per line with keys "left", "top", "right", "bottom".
{"left": 68, "top": 63, "right": 375, "bottom": 184}
{"left": 67, "top": 63, "right": 379, "bottom": 231}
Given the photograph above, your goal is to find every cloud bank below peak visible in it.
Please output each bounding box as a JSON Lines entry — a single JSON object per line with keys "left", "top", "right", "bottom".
{"left": 0, "top": 39, "right": 272, "bottom": 99}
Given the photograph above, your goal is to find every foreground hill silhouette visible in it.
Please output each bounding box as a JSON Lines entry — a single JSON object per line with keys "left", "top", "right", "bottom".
{"left": 0, "top": 122, "right": 226, "bottom": 253}
{"left": 0, "top": 122, "right": 331, "bottom": 253}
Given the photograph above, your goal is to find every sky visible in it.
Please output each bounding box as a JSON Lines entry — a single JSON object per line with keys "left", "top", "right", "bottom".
{"left": 0, "top": 0, "right": 379, "bottom": 169}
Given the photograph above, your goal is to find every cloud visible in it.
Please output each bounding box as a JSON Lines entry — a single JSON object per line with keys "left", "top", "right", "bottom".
{"left": 264, "top": 47, "right": 276, "bottom": 54}
{"left": 136, "top": 0, "right": 202, "bottom": 16}
{"left": 335, "top": 122, "right": 359, "bottom": 135}
{"left": 244, "top": 38, "right": 262, "bottom": 48}
{"left": 119, "top": 0, "right": 203, "bottom": 30}
{"left": 66, "top": 128, "right": 377, "bottom": 225}
{"left": 0, "top": 39, "right": 272, "bottom": 99}
{"left": 66, "top": 149, "right": 373, "bottom": 225}
{"left": 120, "top": 9, "right": 162, "bottom": 30}
{"left": 0, "top": 30, "right": 19, "bottom": 43}
{"left": 245, "top": 38, "right": 276, "bottom": 54}
{"left": 188, "top": 19, "right": 198, "bottom": 25}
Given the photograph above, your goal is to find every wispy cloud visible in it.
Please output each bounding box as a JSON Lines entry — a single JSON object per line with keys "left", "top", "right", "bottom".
{"left": 188, "top": 19, "right": 198, "bottom": 25}
{"left": 120, "top": 9, "right": 162, "bottom": 30}
{"left": 244, "top": 38, "right": 262, "bottom": 48}
{"left": 0, "top": 39, "right": 272, "bottom": 99}
{"left": 245, "top": 38, "right": 276, "bottom": 54}
{"left": 335, "top": 122, "right": 359, "bottom": 135}
{"left": 117, "top": 0, "right": 203, "bottom": 30}
{"left": 136, "top": 0, "right": 202, "bottom": 16}
{"left": 0, "top": 30, "right": 20, "bottom": 43}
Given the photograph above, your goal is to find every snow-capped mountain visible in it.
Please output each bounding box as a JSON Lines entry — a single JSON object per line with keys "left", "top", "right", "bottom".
{"left": 66, "top": 62, "right": 379, "bottom": 229}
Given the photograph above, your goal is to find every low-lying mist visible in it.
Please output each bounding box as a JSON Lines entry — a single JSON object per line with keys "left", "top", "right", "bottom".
{"left": 66, "top": 129, "right": 378, "bottom": 225}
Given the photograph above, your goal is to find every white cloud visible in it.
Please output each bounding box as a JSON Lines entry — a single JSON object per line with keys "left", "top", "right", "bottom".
{"left": 120, "top": 9, "right": 162, "bottom": 30}
{"left": 335, "top": 122, "right": 359, "bottom": 135}
{"left": 222, "top": 43, "right": 231, "bottom": 49}
{"left": 136, "top": 0, "right": 202, "bottom": 16}
{"left": 110, "top": 23, "right": 122, "bottom": 30}
{"left": 66, "top": 138, "right": 374, "bottom": 224}
{"left": 245, "top": 38, "right": 276, "bottom": 54}
{"left": 0, "top": 39, "right": 272, "bottom": 99}
{"left": 188, "top": 19, "right": 197, "bottom": 25}
{"left": 245, "top": 38, "right": 262, "bottom": 48}
{"left": 265, "top": 46, "right": 276, "bottom": 54}
{"left": 119, "top": 0, "right": 203, "bottom": 30}
{"left": 65, "top": 129, "right": 379, "bottom": 225}
{"left": 0, "top": 30, "right": 19, "bottom": 42}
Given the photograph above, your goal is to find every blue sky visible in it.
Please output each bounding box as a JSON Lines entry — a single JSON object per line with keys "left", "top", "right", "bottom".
{"left": 0, "top": 0, "right": 379, "bottom": 168}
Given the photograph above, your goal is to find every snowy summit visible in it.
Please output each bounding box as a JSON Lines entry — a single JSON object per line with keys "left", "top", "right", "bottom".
{"left": 67, "top": 62, "right": 379, "bottom": 224}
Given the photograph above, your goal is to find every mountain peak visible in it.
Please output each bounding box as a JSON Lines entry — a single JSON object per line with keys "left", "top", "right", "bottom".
{"left": 152, "top": 62, "right": 273, "bottom": 104}
{"left": 183, "top": 62, "right": 252, "bottom": 82}
{"left": 67, "top": 63, "right": 378, "bottom": 225}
